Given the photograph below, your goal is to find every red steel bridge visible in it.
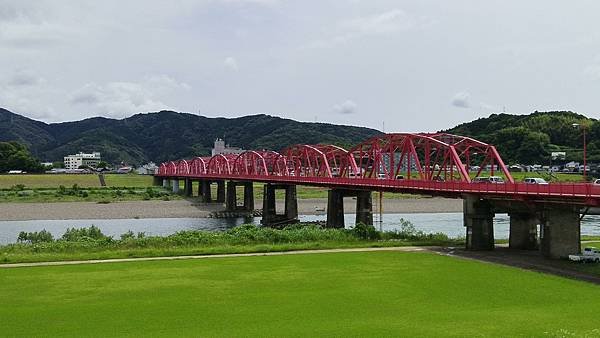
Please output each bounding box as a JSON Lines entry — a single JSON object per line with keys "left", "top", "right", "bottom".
{"left": 156, "top": 133, "right": 600, "bottom": 206}
{"left": 155, "top": 132, "right": 596, "bottom": 259}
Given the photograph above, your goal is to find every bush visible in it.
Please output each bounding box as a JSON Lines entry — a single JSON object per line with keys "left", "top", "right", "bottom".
{"left": 62, "top": 225, "right": 110, "bottom": 241}
{"left": 350, "top": 223, "right": 381, "bottom": 240}
{"left": 11, "top": 184, "right": 25, "bottom": 191}
{"left": 17, "top": 230, "right": 54, "bottom": 243}
{"left": 120, "top": 230, "right": 135, "bottom": 240}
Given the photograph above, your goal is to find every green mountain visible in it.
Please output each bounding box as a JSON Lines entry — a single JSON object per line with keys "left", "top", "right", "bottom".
{"left": 0, "top": 108, "right": 382, "bottom": 165}
{"left": 445, "top": 111, "right": 598, "bottom": 164}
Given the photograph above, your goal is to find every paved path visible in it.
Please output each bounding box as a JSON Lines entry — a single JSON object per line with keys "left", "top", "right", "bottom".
{"left": 0, "top": 246, "right": 429, "bottom": 268}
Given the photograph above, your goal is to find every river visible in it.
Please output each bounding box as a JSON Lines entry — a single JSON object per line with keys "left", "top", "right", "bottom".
{"left": 2, "top": 213, "right": 600, "bottom": 245}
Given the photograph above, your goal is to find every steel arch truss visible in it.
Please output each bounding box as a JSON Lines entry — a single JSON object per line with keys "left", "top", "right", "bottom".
{"left": 350, "top": 133, "right": 513, "bottom": 183}
{"left": 189, "top": 157, "right": 209, "bottom": 175}
{"left": 232, "top": 151, "right": 287, "bottom": 176}
{"left": 176, "top": 160, "right": 190, "bottom": 175}
{"left": 207, "top": 154, "right": 237, "bottom": 175}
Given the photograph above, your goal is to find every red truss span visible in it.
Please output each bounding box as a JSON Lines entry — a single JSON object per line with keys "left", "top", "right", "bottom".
{"left": 156, "top": 133, "right": 600, "bottom": 206}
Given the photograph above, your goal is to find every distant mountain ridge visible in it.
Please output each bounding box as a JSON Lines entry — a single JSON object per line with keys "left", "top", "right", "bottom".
{"left": 0, "top": 108, "right": 382, "bottom": 165}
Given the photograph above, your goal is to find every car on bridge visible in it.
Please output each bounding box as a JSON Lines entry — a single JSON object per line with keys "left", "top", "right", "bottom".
{"left": 473, "top": 176, "right": 505, "bottom": 184}
{"left": 524, "top": 177, "right": 548, "bottom": 185}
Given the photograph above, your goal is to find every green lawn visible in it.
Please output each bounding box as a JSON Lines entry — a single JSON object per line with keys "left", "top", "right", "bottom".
{"left": 1, "top": 251, "right": 599, "bottom": 337}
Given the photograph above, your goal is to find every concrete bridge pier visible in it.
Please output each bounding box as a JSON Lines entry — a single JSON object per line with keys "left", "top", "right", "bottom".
{"left": 216, "top": 180, "right": 226, "bottom": 204}
{"left": 261, "top": 184, "right": 298, "bottom": 227}
{"left": 171, "top": 179, "right": 180, "bottom": 193}
{"left": 162, "top": 178, "right": 170, "bottom": 188}
{"left": 183, "top": 178, "right": 193, "bottom": 197}
{"left": 540, "top": 205, "right": 581, "bottom": 259}
{"left": 509, "top": 212, "right": 538, "bottom": 250}
{"left": 464, "top": 195, "right": 494, "bottom": 250}
{"left": 226, "top": 181, "right": 254, "bottom": 212}
{"left": 200, "top": 180, "right": 212, "bottom": 203}
{"left": 326, "top": 189, "right": 373, "bottom": 228}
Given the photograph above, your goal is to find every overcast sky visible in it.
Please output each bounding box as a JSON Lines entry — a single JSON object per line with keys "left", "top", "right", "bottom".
{"left": 1, "top": 0, "right": 599, "bottom": 131}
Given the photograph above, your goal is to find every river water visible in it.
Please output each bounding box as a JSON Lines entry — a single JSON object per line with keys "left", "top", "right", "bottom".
{"left": 2, "top": 213, "right": 600, "bottom": 245}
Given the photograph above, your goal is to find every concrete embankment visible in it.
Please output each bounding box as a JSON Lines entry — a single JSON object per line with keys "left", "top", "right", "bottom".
{"left": 0, "top": 197, "right": 463, "bottom": 221}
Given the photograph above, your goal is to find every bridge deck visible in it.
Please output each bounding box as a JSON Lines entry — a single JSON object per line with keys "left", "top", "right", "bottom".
{"left": 156, "top": 174, "right": 600, "bottom": 206}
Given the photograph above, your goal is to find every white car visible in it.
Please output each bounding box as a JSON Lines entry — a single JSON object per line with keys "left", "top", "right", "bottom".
{"left": 594, "top": 179, "right": 600, "bottom": 185}
{"left": 569, "top": 247, "right": 600, "bottom": 263}
{"left": 524, "top": 177, "right": 548, "bottom": 185}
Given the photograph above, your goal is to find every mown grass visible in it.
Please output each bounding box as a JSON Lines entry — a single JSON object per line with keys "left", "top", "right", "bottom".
{"left": 1, "top": 223, "right": 457, "bottom": 264}
{"left": 2, "top": 251, "right": 600, "bottom": 337}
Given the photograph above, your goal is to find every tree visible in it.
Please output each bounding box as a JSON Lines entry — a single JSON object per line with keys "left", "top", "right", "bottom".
{"left": 0, "top": 142, "right": 43, "bottom": 173}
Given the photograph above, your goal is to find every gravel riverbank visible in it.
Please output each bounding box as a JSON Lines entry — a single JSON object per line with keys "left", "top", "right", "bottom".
{"left": 0, "top": 197, "right": 463, "bottom": 221}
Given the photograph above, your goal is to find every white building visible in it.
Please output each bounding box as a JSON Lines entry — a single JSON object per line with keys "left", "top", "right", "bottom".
{"left": 64, "top": 152, "right": 101, "bottom": 170}
{"left": 137, "top": 162, "right": 158, "bottom": 175}
{"left": 211, "top": 138, "right": 244, "bottom": 156}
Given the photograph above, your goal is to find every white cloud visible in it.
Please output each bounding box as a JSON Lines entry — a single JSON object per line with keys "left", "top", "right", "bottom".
{"left": 69, "top": 75, "right": 191, "bottom": 119}
{"left": 583, "top": 64, "right": 600, "bottom": 80}
{"left": 451, "top": 92, "right": 470, "bottom": 108}
{"left": 333, "top": 99, "right": 357, "bottom": 114}
{"left": 307, "top": 9, "right": 434, "bottom": 49}
{"left": 224, "top": 57, "right": 239, "bottom": 71}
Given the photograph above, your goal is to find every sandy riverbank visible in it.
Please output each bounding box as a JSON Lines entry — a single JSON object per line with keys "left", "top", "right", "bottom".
{"left": 0, "top": 197, "right": 463, "bottom": 221}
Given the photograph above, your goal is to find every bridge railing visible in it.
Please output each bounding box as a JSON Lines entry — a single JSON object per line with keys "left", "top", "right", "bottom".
{"left": 159, "top": 171, "right": 600, "bottom": 200}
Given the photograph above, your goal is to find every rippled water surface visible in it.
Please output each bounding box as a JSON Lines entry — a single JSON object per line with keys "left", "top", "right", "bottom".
{"left": 1, "top": 213, "right": 600, "bottom": 245}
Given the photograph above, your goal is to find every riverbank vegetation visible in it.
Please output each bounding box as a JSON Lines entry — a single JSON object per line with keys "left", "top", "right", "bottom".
{"left": 0, "top": 222, "right": 458, "bottom": 264}
{"left": 3, "top": 251, "right": 600, "bottom": 336}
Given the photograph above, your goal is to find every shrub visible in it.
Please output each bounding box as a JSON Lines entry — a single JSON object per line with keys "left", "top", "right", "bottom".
{"left": 11, "top": 184, "right": 25, "bottom": 191}
{"left": 62, "top": 225, "right": 110, "bottom": 241}
{"left": 17, "top": 230, "right": 54, "bottom": 243}
{"left": 120, "top": 230, "right": 135, "bottom": 240}
{"left": 350, "top": 223, "right": 381, "bottom": 240}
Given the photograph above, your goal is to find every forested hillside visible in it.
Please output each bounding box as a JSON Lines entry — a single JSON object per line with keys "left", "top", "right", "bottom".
{"left": 445, "top": 111, "right": 598, "bottom": 164}
{"left": 0, "top": 108, "right": 381, "bottom": 165}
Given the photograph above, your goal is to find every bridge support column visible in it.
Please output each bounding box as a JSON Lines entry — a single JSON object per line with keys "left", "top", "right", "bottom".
{"left": 356, "top": 191, "right": 373, "bottom": 226}
{"left": 464, "top": 196, "right": 494, "bottom": 250}
{"left": 216, "top": 180, "right": 225, "bottom": 204}
{"left": 509, "top": 212, "right": 538, "bottom": 250}
{"left": 153, "top": 176, "right": 162, "bottom": 186}
{"left": 540, "top": 205, "right": 580, "bottom": 259}
{"left": 326, "top": 189, "right": 373, "bottom": 228}
{"left": 226, "top": 181, "right": 255, "bottom": 212}
{"left": 162, "top": 178, "right": 170, "bottom": 188}
{"left": 171, "top": 179, "right": 180, "bottom": 194}
{"left": 261, "top": 184, "right": 298, "bottom": 227}
{"left": 200, "top": 180, "right": 212, "bottom": 203}
{"left": 184, "top": 178, "right": 192, "bottom": 197}
{"left": 326, "top": 190, "right": 345, "bottom": 228}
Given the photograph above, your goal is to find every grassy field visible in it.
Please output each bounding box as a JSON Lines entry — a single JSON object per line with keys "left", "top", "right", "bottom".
{"left": 0, "top": 174, "right": 153, "bottom": 189}
{"left": 2, "top": 251, "right": 600, "bottom": 337}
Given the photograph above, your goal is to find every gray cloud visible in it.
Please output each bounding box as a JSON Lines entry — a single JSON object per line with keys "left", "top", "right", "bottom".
{"left": 68, "top": 75, "right": 190, "bottom": 119}
{"left": 333, "top": 100, "right": 357, "bottom": 115}
{"left": 8, "top": 69, "right": 45, "bottom": 86}
{"left": 451, "top": 92, "right": 471, "bottom": 109}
